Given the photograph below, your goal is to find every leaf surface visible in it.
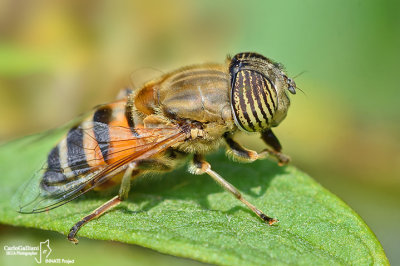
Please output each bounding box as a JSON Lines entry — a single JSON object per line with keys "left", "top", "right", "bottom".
{"left": 0, "top": 134, "right": 388, "bottom": 265}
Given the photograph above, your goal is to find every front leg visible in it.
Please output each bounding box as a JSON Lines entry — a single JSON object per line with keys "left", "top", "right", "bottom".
{"left": 261, "top": 129, "right": 282, "bottom": 152}
{"left": 189, "top": 154, "right": 278, "bottom": 225}
{"left": 224, "top": 132, "right": 290, "bottom": 165}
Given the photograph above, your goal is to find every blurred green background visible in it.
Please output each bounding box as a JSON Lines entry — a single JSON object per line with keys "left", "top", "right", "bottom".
{"left": 0, "top": 0, "right": 399, "bottom": 265}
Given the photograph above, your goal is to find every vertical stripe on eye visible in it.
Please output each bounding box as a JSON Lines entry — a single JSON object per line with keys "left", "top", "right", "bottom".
{"left": 245, "top": 70, "right": 263, "bottom": 130}
{"left": 253, "top": 72, "right": 270, "bottom": 128}
{"left": 236, "top": 71, "right": 255, "bottom": 131}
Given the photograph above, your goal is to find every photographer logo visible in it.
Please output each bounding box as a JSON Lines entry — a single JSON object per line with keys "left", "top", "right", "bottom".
{"left": 3, "top": 239, "right": 74, "bottom": 264}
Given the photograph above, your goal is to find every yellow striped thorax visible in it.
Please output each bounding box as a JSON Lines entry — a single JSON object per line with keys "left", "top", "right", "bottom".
{"left": 229, "top": 52, "right": 296, "bottom": 132}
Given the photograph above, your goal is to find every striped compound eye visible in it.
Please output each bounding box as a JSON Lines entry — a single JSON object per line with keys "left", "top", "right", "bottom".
{"left": 229, "top": 53, "right": 278, "bottom": 132}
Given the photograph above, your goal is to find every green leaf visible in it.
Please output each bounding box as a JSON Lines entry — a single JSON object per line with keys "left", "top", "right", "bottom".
{"left": 0, "top": 134, "right": 388, "bottom": 265}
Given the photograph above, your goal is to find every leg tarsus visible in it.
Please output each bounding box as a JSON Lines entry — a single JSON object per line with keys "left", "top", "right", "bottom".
{"left": 224, "top": 134, "right": 290, "bottom": 165}
{"left": 257, "top": 148, "right": 291, "bottom": 166}
{"left": 68, "top": 195, "right": 121, "bottom": 244}
{"left": 190, "top": 154, "right": 278, "bottom": 225}
{"left": 260, "top": 213, "right": 279, "bottom": 225}
{"left": 68, "top": 162, "right": 137, "bottom": 243}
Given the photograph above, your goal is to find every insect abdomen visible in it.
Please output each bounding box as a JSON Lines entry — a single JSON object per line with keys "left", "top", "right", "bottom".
{"left": 40, "top": 100, "right": 142, "bottom": 193}
{"left": 40, "top": 125, "right": 97, "bottom": 194}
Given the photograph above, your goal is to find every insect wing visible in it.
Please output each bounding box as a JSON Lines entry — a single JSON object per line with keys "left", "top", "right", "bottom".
{"left": 16, "top": 123, "right": 186, "bottom": 213}
{"left": 15, "top": 162, "right": 102, "bottom": 213}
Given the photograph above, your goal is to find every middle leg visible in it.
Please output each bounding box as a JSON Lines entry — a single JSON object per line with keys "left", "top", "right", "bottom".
{"left": 190, "top": 154, "right": 278, "bottom": 225}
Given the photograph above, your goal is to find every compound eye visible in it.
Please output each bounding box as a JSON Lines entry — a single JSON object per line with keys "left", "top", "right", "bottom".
{"left": 230, "top": 69, "right": 277, "bottom": 132}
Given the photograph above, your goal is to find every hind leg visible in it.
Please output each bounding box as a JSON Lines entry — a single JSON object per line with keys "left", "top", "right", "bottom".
{"left": 67, "top": 157, "right": 174, "bottom": 244}
{"left": 67, "top": 162, "right": 138, "bottom": 244}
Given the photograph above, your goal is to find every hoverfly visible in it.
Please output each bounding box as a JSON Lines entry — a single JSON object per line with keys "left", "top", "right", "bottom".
{"left": 17, "top": 52, "right": 297, "bottom": 243}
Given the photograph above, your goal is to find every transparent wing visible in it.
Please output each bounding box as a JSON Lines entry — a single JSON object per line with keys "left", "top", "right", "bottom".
{"left": 16, "top": 124, "right": 187, "bottom": 213}
{"left": 129, "top": 67, "right": 164, "bottom": 91}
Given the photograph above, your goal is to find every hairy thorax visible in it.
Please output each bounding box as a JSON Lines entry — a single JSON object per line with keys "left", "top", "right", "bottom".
{"left": 134, "top": 64, "right": 237, "bottom": 154}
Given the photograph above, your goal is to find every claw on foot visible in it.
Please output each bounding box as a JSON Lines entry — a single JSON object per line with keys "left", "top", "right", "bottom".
{"left": 68, "top": 236, "right": 79, "bottom": 245}
{"left": 260, "top": 213, "right": 279, "bottom": 225}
